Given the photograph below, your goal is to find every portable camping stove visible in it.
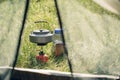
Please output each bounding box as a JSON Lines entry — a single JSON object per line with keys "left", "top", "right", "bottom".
{"left": 35, "top": 46, "right": 49, "bottom": 63}
{"left": 29, "top": 28, "right": 53, "bottom": 62}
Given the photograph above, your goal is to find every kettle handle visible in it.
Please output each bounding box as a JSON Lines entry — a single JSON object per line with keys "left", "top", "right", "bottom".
{"left": 34, "top": 20, "right": 48, "bottom": 24}
{"left": 34, "top": 20, "right": 49, "bottom": 29}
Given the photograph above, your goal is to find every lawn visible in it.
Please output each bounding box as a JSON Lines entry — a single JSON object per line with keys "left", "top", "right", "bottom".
{"left": 16, "top": 0, "right": 69, "bottom": 72}
{"left": 16, "top": 0, "right": 120, "bottom": 75}
{"left": 57, "top": 0, "right": 120, "bottom": 75}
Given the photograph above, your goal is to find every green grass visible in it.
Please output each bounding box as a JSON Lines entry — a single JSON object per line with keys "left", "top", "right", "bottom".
{"left": 16, "top": 0, "right": 120, "bottom": 75}
{"left": 78, "top": 0, "right": 120, "bottom": 19}
{"left": 58, "top": 0, "right": 120, "bottom": 75}
{"left": 16, "top": 0, "right": 69, "bottom": 72}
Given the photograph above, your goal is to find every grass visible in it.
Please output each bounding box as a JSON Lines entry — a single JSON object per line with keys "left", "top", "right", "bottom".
{"left": 0, "top": 0, "right": 27, "bottom": 66}
{"left": 16, "top": 0, "right": 69, "bottom": 72}
{"left": 58, "top": 0, "right": 120, "bottom": 75}
{"left": 16, "top": 0, "right": 120, "bottom": 75}
{"left": 78, "top": 0, "right": 120, "bottom": 19}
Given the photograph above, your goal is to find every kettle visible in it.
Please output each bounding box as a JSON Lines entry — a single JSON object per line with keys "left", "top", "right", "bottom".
{"left": 29, "top": 29, "right": 53, "bottom": 46}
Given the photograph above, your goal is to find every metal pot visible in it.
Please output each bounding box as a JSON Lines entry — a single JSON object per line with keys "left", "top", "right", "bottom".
{"left": 29, "top": 29, "right": 53, "bottom": 45}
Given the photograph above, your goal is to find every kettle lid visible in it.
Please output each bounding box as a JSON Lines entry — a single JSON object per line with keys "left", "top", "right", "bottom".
{"left": 33, "top": 29, "right": 50, "bottom": 35}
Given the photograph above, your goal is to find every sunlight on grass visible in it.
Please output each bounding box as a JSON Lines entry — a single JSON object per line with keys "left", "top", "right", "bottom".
{"left": 16, "top": 0, "right": 120, "bottom": 75}
{"left": 58, "top": 0, "right": 120, "bottom": 75}
{"left": 0, "top": 0, "right": 25, "bottom": 66}
{"left": 16, "top": 0, "right": 69, "bottom": 72}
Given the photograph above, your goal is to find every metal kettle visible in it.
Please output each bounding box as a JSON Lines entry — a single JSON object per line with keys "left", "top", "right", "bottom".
{"left": 29, "top": 29, "right": 53, "bottom": 45}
